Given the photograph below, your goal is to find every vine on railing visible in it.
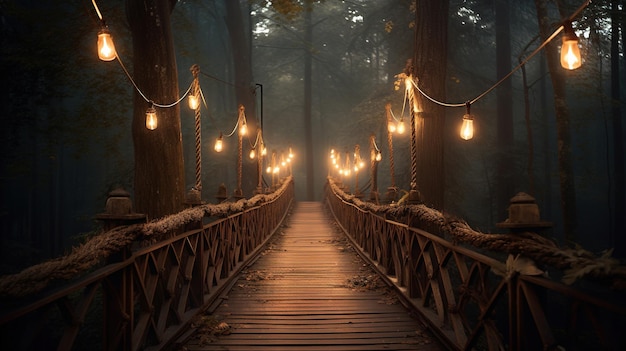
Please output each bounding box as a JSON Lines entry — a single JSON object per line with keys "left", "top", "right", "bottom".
{"left": 327, "top": 177, "right": 626, "bottom": 291}
{"left": 0, "top": 177, "right": 294, "bottom": 298}
{"left": 325, "top": 177, "right": 626, "bottom": 350}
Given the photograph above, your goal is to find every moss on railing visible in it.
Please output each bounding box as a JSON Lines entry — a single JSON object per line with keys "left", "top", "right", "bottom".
{"left": 327, "top": 177, "right": 626, "bottom": 292}
{"left": 0, "top": 177, "right": 293, "bottom": 299}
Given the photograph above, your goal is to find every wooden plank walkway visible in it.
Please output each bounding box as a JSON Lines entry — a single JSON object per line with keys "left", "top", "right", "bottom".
{"left": 180, "top": 202, "right": 445, "bottom": 351}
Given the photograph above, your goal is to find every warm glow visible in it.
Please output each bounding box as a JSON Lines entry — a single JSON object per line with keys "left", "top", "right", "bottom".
{"left": 214, "top": 135, "right": 223, "bottom": 152}
{"left": 266, "top": 166, "right": 272, "bottom": 174}
{"left": 388, "top": 122, "right": 396, "bottom": 133}
{"left": 261, "top": 146, "right": 267, "bottom": 156}
{"left": 561, "top": 38, "right": 581, "bottom": 70}
{"left": 249, "top": 149, "right": 256, "bottom": 159}
{"left": 188, "top": 94, "right": 200, "bottom": 110}
{"left": 375, "top": 151, "right": 382, "bottom": 162}
{"left": 397, "top": 119, "right": 406, "bottom": 134}
{"left": 273, "top": 166, "right": 279, "bottom": 174}
{"left": 97, "top": 29, "right": 116, "bottom": 61}
{"left": 404, "top": 76, "right": 412, "bottom": 92}
{"left": 288, "top": 148, "right": 294, "bottom": 159}
{"left": 239, "top": 122, "right": 247, "bottom": 136}
{"left": 145, "top": 107, "right": 157, "bottom": 130}
{"left": 460, "top": 114, "right": 474, "bottom": 140}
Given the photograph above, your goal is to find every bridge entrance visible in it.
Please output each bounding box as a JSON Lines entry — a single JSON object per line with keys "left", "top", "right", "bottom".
{"left": 180, "top": 202, "right": 444, "bottom": 350}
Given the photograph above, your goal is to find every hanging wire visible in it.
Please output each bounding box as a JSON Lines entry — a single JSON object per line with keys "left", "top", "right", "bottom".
{"left": 115, "top": 53, "right": 193, "bottom": 107}
{"left": 372, "top": 138, "right": 381, "bottom": 152}
{"left": 409, "top": 0, "right": 591, "bottom": 109}
{"left": 92, "top": 0, "right": 103, "bottom": 20}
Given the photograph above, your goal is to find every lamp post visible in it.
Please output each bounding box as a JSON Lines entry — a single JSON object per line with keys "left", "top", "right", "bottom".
{"left": 353, "top": 144, "right": 364, "bottom": 198}
{"left": 234, "top": 104, "right": 246, "bottom": 199}
{"left": 254, "top": 129, "right": 266, "bottom": 194}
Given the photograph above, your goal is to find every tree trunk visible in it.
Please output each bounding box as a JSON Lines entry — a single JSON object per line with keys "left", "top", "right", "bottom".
{"left": 225, "top": 0, "right": 258, "bottom": 196}
{"left": 533, "top": 0, "right": 577, "bottom": 243}
{"left": 126, "top": 0, "right": 185, "bottom": 220}
{"left": 413, "top": 0, "right": 448, "bottom": 209}
{"left": 304, "top": 0, "right": 314, "bottom": 200}
{"left": 611, "top": 0, "right": 625, "bottom": 257}
{"left": 495, "top": 0, "right": 514, "bottom": 216}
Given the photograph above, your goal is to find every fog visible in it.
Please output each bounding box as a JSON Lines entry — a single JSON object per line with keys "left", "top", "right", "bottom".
{"left": 1, "top": 0, "right": 623, "bottom": 273}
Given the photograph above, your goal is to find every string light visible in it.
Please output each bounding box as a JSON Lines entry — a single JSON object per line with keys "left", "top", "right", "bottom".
{"left": 145, "top": 104, "right": 157, "bottom": 131}
{"left": 404, "top": 0, "right": 589, "bottom": 140}
{"left": 97, "top": 27, "right": 116, "bottom": 61}
{"left": 560, "top": 21, "right": 582, "bottom": 70}
{"left": 214, "top": 132, "right": 223, "bottom": 152}
{"left": 188, "top": 93, "right": 200, "bottom": 110}
{"left": 460, "top": 102, "right": 474, "bottom": 141}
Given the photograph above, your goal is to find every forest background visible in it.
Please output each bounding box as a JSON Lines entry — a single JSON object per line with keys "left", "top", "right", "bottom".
{"left": 0, "top": 0, "right": 623, "bottom": 274}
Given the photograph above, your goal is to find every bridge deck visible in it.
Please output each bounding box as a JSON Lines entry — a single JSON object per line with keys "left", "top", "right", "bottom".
{"left": 181, "top": 202, "right": 444, "bottom": 350}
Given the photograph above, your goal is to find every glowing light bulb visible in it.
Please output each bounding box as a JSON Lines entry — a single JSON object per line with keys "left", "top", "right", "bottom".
{"left": 249, "top": 149, "right": 256, "bottom": 159}
{"left": 214, "top": 134, "right": 223, "bottom": 152}
{"left": 188, "top": 94, "right": 200, "bottom": 110}
{"left": 561, "top": 39, "right": 581, "bottom": 70}
{"left": 397, "top": 119, "right": 406, "bottom": 134}
{"left": 97, "top": 28, "right": 116, "bottom": 61}
{"left": 560, "top": 22, "right": 581, "bottom": 70}
{"left": 388, "top": 122, "right": 396, "bottom": 133}
{"left": 460, "top": 114, "right": 474, "bottom": 140}
{"left": 145, "top": 106, "right": 157, "bottom": 130}
{"left": 239, "top": 122, "right": 247, "bottom": 136}
{"left": 375, "top": 151, "right": 382, "bottom": 162}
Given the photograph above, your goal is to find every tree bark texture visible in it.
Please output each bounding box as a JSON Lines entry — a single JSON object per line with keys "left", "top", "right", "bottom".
{"left": 126, "top": 0, "right": 185, "bottom": 220}
{"left": 610, "top": 0, "right": 625, "bottom": 256}
{"left": 533, "top": 0, "right": 578, "bottom": 242}
{"left": 495, "top": 0, "right": 515, "bottom": 216}
{"left": 413, "top": 0, "right": 448, "bottom": 209}
{"left": 304, "top": 0, "right": 314, "bottom": 200}
{"left": 225, "top": 0, "right": 258, "bottom": 196}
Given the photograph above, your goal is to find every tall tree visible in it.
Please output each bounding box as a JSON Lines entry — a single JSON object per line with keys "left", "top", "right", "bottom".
{"left": 413, "top": 0, "right": 448, "bottom": 209}
{"left": 304, "top": 0, "right": 314, "bottom": 200}
{"left": 225, "top": 0, "right": 259, "bottom": 196}
{"left": 611, "top": 0, "right": 625, "bottom": 256}
{"left": 533, "top": 0, "right": 577, "bottom": 242}
{"left": 126, "top": 0, "right": 185, "bottom": 220}
{"left": 495, "top": 0, "right": 514, "bottom": 214}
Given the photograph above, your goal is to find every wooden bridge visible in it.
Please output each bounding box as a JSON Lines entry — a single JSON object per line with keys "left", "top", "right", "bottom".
{"left": 181, "top": 202, "right": 442, "bottom": 350}
{"left": 1, "top": 177, "right": 625, "bottom": 351}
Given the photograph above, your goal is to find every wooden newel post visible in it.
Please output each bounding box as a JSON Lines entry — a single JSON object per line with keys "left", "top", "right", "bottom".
{"left": 95, "top": 188, "right": 144, "bottom": 351}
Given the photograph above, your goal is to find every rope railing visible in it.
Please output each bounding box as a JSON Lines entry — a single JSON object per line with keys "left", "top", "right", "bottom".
{"left": 326, "top": 176, "right": 626, "bottom": 291}
{"left": 0, "top": 176, "right": 294, "bottom": 299}
{"left": 325, "top": 176, "right": 626, "bottom": 350}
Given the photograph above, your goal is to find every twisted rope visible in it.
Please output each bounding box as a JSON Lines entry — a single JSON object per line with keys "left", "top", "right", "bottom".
{"left": 328, "top": 178, "right": 626, "bottom": 292}
{"left": 191, "top": 64, "right": 202, "bottom": 191}
{"left": 0, "top": 177, "right": 293, "bottom": 298}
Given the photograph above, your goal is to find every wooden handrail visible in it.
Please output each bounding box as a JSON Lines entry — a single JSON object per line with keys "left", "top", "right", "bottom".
{"left": 325, "top": 177, "right": 626, "bottom": 351}
{"left": 0, "top": 177, "right": 294, "bottom": 351}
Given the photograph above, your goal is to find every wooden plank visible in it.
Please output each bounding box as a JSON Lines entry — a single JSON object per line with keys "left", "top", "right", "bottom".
{"left": 181, "top": 202, "right": 444, "bottom": 350}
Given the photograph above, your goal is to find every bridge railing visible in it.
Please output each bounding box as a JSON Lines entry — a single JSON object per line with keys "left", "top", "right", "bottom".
{"left": 325, "top": 177, "right": 626, "bottom": 351}
{"left": 0, "top": 177, "right": 294, "bottom": 351}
